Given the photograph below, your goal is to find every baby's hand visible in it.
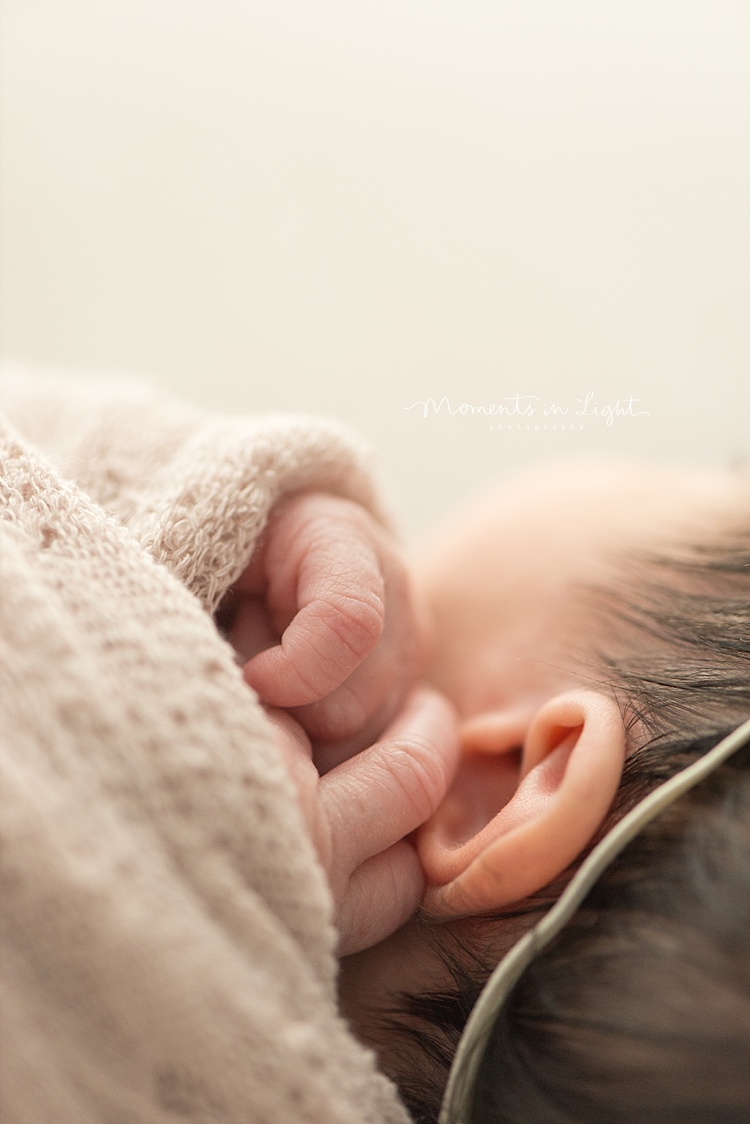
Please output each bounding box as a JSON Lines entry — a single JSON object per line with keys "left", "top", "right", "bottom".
{"left": 223, "top": 492, "right": 431, "bottom": 770}
{"left": 266, "top": 688, "right": 459, "bottom": 956}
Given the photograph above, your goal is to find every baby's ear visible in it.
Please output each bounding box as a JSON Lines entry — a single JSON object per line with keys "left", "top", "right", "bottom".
{"left": 416, "top": 691, "right": 625, "bottom": 917}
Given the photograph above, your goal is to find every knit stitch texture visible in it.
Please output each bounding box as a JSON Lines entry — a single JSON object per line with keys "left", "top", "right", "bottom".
{"left": 0, "top": 370, "right": 410, "bottom": 1124}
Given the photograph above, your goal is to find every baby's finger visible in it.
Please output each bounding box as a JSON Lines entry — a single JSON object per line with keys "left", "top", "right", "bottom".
{"left": 331, "top": 562, "right": 425, "bottom": 723}
{"left": 335, "top": 841, "right": 424, "bottom": 956}
{"left": 288, "top": 556, "right": 430, "bottom": 757}
{"left": 243, "top": 591, "right": 383, "bottom": 706}
{"left": 242, "top": 497, "right": 386, "bottom": 706}
{"left": 292, "top": 575, "right": 431, "bottom": 768}
{"left": 320, "top": 688, "right": 460, "bottom": 882}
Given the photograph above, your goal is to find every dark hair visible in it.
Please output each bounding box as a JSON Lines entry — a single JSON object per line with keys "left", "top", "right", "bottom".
{"left": 380, "top": 530, "right": 750, "bottom": 1123}
{"left": 473, "top": 746, "right": 750, "bottom": 1124}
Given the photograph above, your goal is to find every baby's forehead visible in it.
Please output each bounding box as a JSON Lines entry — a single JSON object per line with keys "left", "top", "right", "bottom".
{"left": 416, "top": 464, "right": 743, "bottom": 590}
{"left": 414, "top": 464, "right": 748, "bottom": 720}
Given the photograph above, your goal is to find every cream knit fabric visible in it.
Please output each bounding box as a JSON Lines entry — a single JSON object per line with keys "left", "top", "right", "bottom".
{"left": 0, "top": 371, "right": 411, "bottom": 1124}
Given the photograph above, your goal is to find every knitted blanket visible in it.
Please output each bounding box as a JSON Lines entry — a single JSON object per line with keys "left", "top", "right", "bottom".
{"left": 0, "top": 370, "right": 411, "bottom": 1124}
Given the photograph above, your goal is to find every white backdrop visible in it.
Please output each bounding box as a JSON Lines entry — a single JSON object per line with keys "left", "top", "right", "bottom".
{"left": 1, "top": 0, "right": 749, "bottom": 538}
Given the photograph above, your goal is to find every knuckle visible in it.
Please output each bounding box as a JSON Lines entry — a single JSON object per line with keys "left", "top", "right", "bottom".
{"left": 329, "top": 589, "right": 385, "bottom": 651}
{"left": 307, "top": 589, "right": 384, "bottom": 666}
{"left": 385, "top": 735, "right": 447, "bottom": 823}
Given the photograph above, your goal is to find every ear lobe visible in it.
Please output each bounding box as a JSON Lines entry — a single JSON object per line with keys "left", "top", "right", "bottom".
{"left": 416, "top": 691, "right": 625, "bottom": 918}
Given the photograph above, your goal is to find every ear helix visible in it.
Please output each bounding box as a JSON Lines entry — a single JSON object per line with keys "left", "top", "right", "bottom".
{"left": 416, "top": 691, "right": 626, "bottom": 918}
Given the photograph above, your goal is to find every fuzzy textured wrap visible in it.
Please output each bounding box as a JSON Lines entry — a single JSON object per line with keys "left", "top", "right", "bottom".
{"left": 0, "top": 370, "right": 410, "bottom": 1124}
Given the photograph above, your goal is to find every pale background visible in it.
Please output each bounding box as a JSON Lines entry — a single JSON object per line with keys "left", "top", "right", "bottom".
{"left": 1, "top": 0, "right": 749, "bottom": 538}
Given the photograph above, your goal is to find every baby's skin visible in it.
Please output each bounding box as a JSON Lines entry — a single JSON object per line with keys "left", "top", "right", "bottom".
{"left": 339, "top": 461, "right": 746, "bottom": 1035}
{"left": 218, "top": 491, "right": 460, "bottom": 956}
{"left": 222, "top": 466, "right": 745, "bottom": 967}
{"left": 225, "top": 491, "right": 434, "bottom": 767}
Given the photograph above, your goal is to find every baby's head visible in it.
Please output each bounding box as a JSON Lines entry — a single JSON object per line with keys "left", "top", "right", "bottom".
{"left": 340, "top": 460, "right": 750, "bottom": 1122}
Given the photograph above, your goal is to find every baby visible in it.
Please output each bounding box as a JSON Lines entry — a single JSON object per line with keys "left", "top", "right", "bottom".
{"left": 343, "top": 461, "right": 750, "bottom": 1123}
{"left": 221, "top": 461, "right": 750, "bottom": 1120}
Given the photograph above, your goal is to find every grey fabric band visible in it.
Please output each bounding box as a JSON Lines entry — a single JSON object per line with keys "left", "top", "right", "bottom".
{"left": 439, "top": 715, "right": 750, "bottom": 1124}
